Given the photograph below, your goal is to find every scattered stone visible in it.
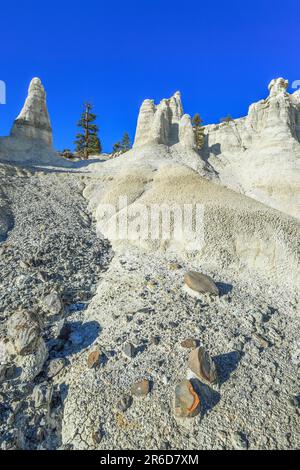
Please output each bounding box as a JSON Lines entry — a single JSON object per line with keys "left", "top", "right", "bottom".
{"left": 122, "top": 342, "right": 135, "bottom": 359}
{"left": 160, "top": 441, "right": 171, "bottom": 450}
{"left": 181, "top": 338, "right": 198, "bottom": 349}
{"left": 230, "top": 431, "right": 248, "bottom": 450}
{"left": 188, "top": 346, "right": 218, "bottom": 384}
{"left": 131, "top": 379, "right": 150, "bottom": 397}
{"left": 169, "top": 262, "right": 182, "bottom": 270}
{"left": 174, "top": 380, "right": 200, "bottom": 418}
{"left": 150, "top": 335, "right": 160, "bottom": 346}
{"left": 0, "top": 363, "right": 7, "bottom": 383}
{"left": 36, "top": 427, "right": 45, "bottom": 442}
{"left": 47, "top": 358, "right": 66, "bottom": 378}
{"left": 92, "top": 430, "right": 103, "bottom": 445}
{"left": 42, "top": 291, "right": 62, "bottom": 315}
{"left": 253, "top": 333, "right": 269, "bottom": 349}
{"left": 19, "top": 260, "right": 30, "bottom": 269}
{"left": 184, "top": 271, "right": 219, "bottom": 296}
{"left": 87, "top": 350, "right": 101, "bottom": 369}
{"left": 117, "top": 395, "right": 133, "bottom": 412}
{"left": 32, "top": 382, "right": 52, "bottom": 408}
{"left": 7, "top": 310, "right": 40, "bottom": 355}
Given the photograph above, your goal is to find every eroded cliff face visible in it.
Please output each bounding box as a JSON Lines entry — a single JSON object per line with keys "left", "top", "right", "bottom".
{"left": 202, "top": 78, "right": 300, "bottom": 218}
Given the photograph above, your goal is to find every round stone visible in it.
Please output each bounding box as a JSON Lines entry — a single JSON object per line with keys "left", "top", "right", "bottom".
{"left": 174, "top": 380, "right": 200, "bottom": 418}
{"left": 131, "top": 379, "right": 150, "bottom": 397}
{"left": 117, "top": 394, "right": 133, "bottom": 412}
{"left": 184, "top": 271, "right": 219, "bottom": 295}
{"left": 181, "top": 338, "right": 198, "bottom": 349}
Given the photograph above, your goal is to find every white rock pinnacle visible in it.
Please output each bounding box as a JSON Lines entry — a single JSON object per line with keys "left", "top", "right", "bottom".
{"left": 133, "top": 91, "right": 195, "bottom": 148}
{"left": 11, "top": 77, "right": 52, "bottom": 146}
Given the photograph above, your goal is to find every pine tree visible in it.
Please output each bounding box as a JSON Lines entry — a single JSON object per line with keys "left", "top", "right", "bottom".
{"left": 112, "top": 132, "right": 131, "bottom": 155}
{"left": 192, "top": 113, "right": 205, "bottom": 150}
{"left": 75, "top": 102, "right": 102, "bottom": 159}
{"left": 121, "top": 132, "right": 131, "bottom": 152}
{"left": 112, "top": 141, "right": 122, "bottom": 154}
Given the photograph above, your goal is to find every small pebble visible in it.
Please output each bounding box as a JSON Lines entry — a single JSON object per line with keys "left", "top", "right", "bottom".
{"left": 131, "top": 379, "right": 150, "bottom": 397}
{"left": 117, "top": 395, "right": 133, "bottom": 412}
{"left": 122, "top": 342, "right": 135, "bottom": 359}
{"left": 181, "top": 338, "right": 198, "bottom": 349}
{"left": 87, "top": 350, "right": 101, "bottom": 369}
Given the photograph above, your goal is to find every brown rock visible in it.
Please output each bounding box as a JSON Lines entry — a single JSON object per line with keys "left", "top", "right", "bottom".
{"left": 188, "top": 346, "right": 218, "bottom": 384}
{"left": 87, "top": 350, "right": 101, "bottom": 369}
{"left": 181, "top": 338, "right": 198, "bottom": 349}
{"left": 184, "top": 271, "right": 219, "bottom": 295}
{"left": 131, "top": 379, "right": 150, "bottom": 397}
{"left": 174, "top": 380, "right": 200, "bottom": 418}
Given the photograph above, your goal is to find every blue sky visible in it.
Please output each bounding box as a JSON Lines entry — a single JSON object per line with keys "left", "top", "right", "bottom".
{"left": 0, "top": 0, "right": 299, "bottom": 152}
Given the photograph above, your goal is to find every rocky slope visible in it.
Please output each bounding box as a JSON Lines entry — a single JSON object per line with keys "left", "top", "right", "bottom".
{"left": 0, "top": 78, "right": 299, "bottom": 450}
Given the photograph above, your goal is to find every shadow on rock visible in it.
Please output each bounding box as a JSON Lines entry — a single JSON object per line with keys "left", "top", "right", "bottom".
{"left": 56, "top": 320, "right": 101, "bottom": 358}
{"left": 214, "top": 350, "right": 242, "bottom": 386}
{"left": 216, "top": 282, "right": 233, "bottom": 296}
{"left": 190, "top": 378, "right": 221, "bottom": 417}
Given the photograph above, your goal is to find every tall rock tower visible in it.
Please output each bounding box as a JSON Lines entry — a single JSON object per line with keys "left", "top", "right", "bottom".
{"left": 133, "top": 91, "right": 196, "bottom": 149}
{"left": 10, "top": 78, "right": 53, "bottom": 147}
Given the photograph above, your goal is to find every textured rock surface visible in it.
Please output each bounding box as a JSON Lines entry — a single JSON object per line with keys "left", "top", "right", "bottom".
{"left": 7, "top": 310, "right": 41, "bottom": 356}
{"left": 174, "top": 380, "right": 200, "bottom": 418}
{"left": 188, "top": 347, "right": 218, "bottom": 384}
{"left": 0, "top": 78, "right": 70, "bottom": 166}
{"left": 11, "top": 78, "right": 52, "bottom": 146}
{"left": 202, "top": 78, "right": 300, "bottom": 218}
{"left": 134, "top": 91, "right": 196, "bottom": 148}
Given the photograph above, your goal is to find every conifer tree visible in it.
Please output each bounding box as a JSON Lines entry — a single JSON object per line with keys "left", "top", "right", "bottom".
{"left": 121, "top": 132, "right": 131, "bottom": 152}
{"left": 112, "top": 141, "right": 122, "bottom": 154}
{"left": 112, "top": 132, "right": 131, "bottom": 155}
{"left": 75, "top": 102, "right": 102, "bottom": 159}
{"left": 192, "top": 113, "right": 205, "bottom": 150}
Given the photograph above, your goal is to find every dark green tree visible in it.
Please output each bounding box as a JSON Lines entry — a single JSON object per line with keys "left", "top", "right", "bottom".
{"left": 192, "top": 113, "right": 205, "bottom": 150}
{"left": 75, "top": 102, "right": 102, "bottom": 159}
{"left": 121, "top": 132, "right": 131, "bottom": 152}
{"left": 112, "top": 141, "right": 122, "bottom": 154}
{"left": 112, "top": 132, "right": 131, "bottom": 155}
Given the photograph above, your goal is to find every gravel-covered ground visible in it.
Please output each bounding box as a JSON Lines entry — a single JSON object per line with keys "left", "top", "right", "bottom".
{"left": 0, "top": 166, "right": 299, "bottom": 450}
{"left": 61, "top": 249, "right": 300, "bottom": 450}
{"left": 0, "top": 170, "right": 112, "bottom": 449}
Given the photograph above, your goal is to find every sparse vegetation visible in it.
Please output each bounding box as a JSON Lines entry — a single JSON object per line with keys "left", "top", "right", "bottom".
{"left": 220, "top": 114, "right": 233, "bottom": 123}
{"left": 75, "top": 102, "right": 102, "bottom": 159}
{"left": 112, "top": 132, "right": 131, "bottom": 155}
{"left": 192, "top": 114, "right": 205, "bottom": 150}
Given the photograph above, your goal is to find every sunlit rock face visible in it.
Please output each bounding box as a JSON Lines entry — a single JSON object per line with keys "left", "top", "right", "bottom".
{"left": 202, "top": 78, "right": 300, "bottom": 219}
{"left": 11, "top": 78, "right": 53, "bottom": 146}
{"left": 0, "top": 77, "right": 69, "bottom": 166}
{"left": 133, "top": 91, "right": 196, "bottom": 149}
